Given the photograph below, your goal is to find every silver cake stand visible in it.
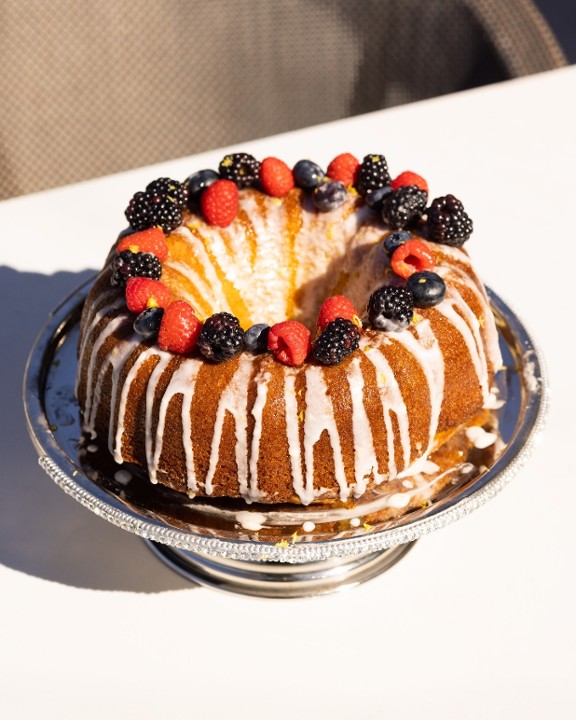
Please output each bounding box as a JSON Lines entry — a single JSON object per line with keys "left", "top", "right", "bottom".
{"left": 23, "top": 281, "right": 548, "bottom": 598}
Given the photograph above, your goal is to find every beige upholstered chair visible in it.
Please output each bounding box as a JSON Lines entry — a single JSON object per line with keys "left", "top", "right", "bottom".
{"left": 0, "top": 0, "right": 567, "bottom": 200}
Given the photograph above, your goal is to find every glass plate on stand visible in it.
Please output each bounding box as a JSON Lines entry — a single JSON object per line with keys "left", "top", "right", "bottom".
{"left": 23, "top": 281, "right": 548, "bottom": 598}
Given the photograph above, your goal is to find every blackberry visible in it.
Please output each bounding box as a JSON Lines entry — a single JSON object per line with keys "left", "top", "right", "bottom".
{"left": 381, "top": 186, "right": 427, "bottom": 229}
{"left": 218, "top": 153, "right": 260, "bottom": 188}
{"left": 197, "top": 312, "right": 245, "bottom": 362}
{"left": 293, "top": 159, "right": 325, "bottom": 190}
{"left": 125, "top": 191, "right": 183, "bottom": 233}
{"left": 313, "top": 318, "right": 360, "bottom": 365}
{"left": 312, "top": 179, "right": 347, "bottom": 212}
{"left": 406, "top": 270, "right": 446, "bottom": 308}
{"left": 426, "top": 194, "right": 473, "bottom": 246}
{"left": 110, "top": 250, "right": 162, "bottom": 287}
{"left": 145, "top": 177, "right": 188, "bottom": 210}
{"left": 367, "top": 285, "right": 413, "bottom": 332}
{"left": 355, "top": 154, "right": 391, "bottom": 198}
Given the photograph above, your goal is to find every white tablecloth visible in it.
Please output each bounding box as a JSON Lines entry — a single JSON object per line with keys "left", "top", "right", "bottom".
{"left": 1, "top": 65, "right": 574, "bottom": 719}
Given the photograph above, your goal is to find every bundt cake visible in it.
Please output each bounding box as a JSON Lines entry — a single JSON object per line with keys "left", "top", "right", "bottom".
{"left": 75, "top": 152, "right": 502, "bottom": 506}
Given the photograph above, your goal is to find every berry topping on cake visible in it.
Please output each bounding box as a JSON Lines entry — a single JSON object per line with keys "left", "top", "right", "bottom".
{"left": 125, "top": 277, "right": 173, "bottom": 313}
{"left": 244, "top": 323, "right": 270, "bottom": 353}
{"left": 426, "top": 194, "right": 473, "bottom": 246}
{"left": 383, "top": 229, "right": 413, "bottom": 256}
{"left": 184, "top": 169, "right": 220, "bottom": 208}
{"left": 364, "top": 185, "right": 393, "bottom": 209}
{"left": 125, "top": 190, "right": 183, "bottom": 233}
{"left": 326, "top": 153, "right": 360, "bottom": 187}
{"left": 317, "top": 295, "right": 362, "bottom": 332}
{"left": 158, "top": 301, "right": 203, "bottom": 355}
{"left": 145, "top": 177, "right": 189, "bottom": 209}
{"left": 390, "top": 238, "right": 435, "bottom": 279}
{"left": 218, "top": 153, "right": 260, "bottom": 188}
{"left": 368, "top": 286, "right": 414, "bottom": 331}
{"left": 267, "top": 320, "right": 312, "bottom": 366}
{"left": 391, "top": 171, "right": 429, "bottom": 194}
{"left": 381, "top": 185, "right": 427, "bottom": 229}
{"left": 406, "top": 270, "right": 447, "bottom": 307}
{"left": 133, "top": 306, "right": 164, "bottom": 339}
{"left": 117, "top": 227, "right": 169, "bottom": 262}
{"left": 313, "top": 179, "right": 347, "bottom": 212}
{"left": 259, "top": 157, "right": 295, "bottom": 197}
{"left": 356, "top": 154, "right": 391, "bottom": 198}
{"left": 200, "top": 179, "right": 239, "bottom": 227}
{"left": 313, "top": 318, "right": 360, "bottom": 365}
{"left": 111, "top": 250, "right": 163, "bottom": 287}
{"left": 197, "top": 312, "right": 245, "bottom": 362}
{"left": 293, "top": 159, "right": 325, "bottom": 190}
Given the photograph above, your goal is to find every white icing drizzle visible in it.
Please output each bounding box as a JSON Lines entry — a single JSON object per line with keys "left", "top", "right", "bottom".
{"left": 113, "top": 346, "right": 158, "bottom": 463}
{"left": 347, "top": 356, "right": 384, "bottom": 497}
{"left": 248, "top": 369, "right": 271, "bottom": 501}
{"left": 204, "top": 355, "right": 254, "bottom": 498}
{"left": 360, "top": 341, "right": 410, "bottom": 479}
{"left": 303, "top": 366, "right": 349, "bottom": 502}
{"left": 144, "top": 353, "right": 173, "bottom": 483}
{"left": 283, "top": 371, "right": 306, "bottom": 503}
{"left": 465, "top": 425, "right": 497, "bottom": 449}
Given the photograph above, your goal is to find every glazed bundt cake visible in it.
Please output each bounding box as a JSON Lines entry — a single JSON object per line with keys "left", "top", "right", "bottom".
{"left": 75, "top": 152, "right": 502, "bottom": 506}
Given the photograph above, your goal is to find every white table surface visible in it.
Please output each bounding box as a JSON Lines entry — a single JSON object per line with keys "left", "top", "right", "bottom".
{"left": 1, "top": 65, "right": 574, "bottom": 719}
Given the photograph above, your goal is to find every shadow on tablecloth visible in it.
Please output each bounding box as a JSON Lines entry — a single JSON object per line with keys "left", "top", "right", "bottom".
{"left": 0, "top": 266, "right": 193, "bottom": 592}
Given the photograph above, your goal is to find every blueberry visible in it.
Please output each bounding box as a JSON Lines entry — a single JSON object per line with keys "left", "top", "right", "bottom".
{"left": 364, "top": 185, "right": 393, "bottom": 209}
{"left": 406, "top": 271, "right": 446, "bottom": 308}
{"left": 293, "top": 160, "right": 325, "bottom": 190}
{"left": 133, "top": 306, "right": 164, "bottom": 338}
{"left": 184, "top": 169, "right": 220, "bottom": 207}
{"left": 244, "top": 323, "right": 270, "bottom": 353}
{"left": 313, "top": 179, "right": 347, "bottom": 212}
{"left": 383, "top": 230, "right": 413, "bottom": 256}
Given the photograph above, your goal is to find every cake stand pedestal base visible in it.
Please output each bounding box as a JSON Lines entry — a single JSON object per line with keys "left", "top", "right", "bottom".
{"left": 144, "top": 540, "right": 416, "bottom": 598}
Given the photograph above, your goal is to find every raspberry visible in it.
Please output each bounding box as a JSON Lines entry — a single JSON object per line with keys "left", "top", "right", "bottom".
{"left": 426, "top": 194, "right": 473, "bottom": 246}
{"left": 381, "top": 185, "right": 427, "bottom": 229}
{"left": 218, "top": 153, "right": 260, "bottom": 188}
{"left": 390, "top": 171, "right": 429, "bottom": 195}
{"left": 259, "top": 157, "right": 295, "bottom": 197}
{"left": 367, "top": 286, "right": 414, "bottom": 332}
{"left": 158, "top": 301, "right": 202, "bottom": 355}
{"left": 125, "top": 277, "right": 173, "bottom": 313}
{"left": 111, "top": 250, "right": 162, "bottom": 287}
{"left": 326, "top": 153, "right": 360, "bottom": 187}
{"left": 356, "top": 154, "right": 391, "bottom": 198}
{"left": 267, "top": 320, "right": 311, "bottom": 366}
{"left": 317, "top": 296, "right": 362, "bottom": 333}
{"left": 200, "top": 179, "right": 239, "bottom": 227}
{"left": 313, "top": 319, "right": 360, "bottom": 365}
{"left": 390, "top": 239, "right": 435, "bottom": 279}
{"left": 117, "top": 227, "right": 169, "bottom": 262}
{"left": 197, "top": 312, "right": 245, "bottom": 362}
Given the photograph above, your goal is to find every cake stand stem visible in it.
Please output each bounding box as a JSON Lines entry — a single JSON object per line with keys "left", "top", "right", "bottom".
{"left": 144, "top": 540, "right": 416, "bottom": 598}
